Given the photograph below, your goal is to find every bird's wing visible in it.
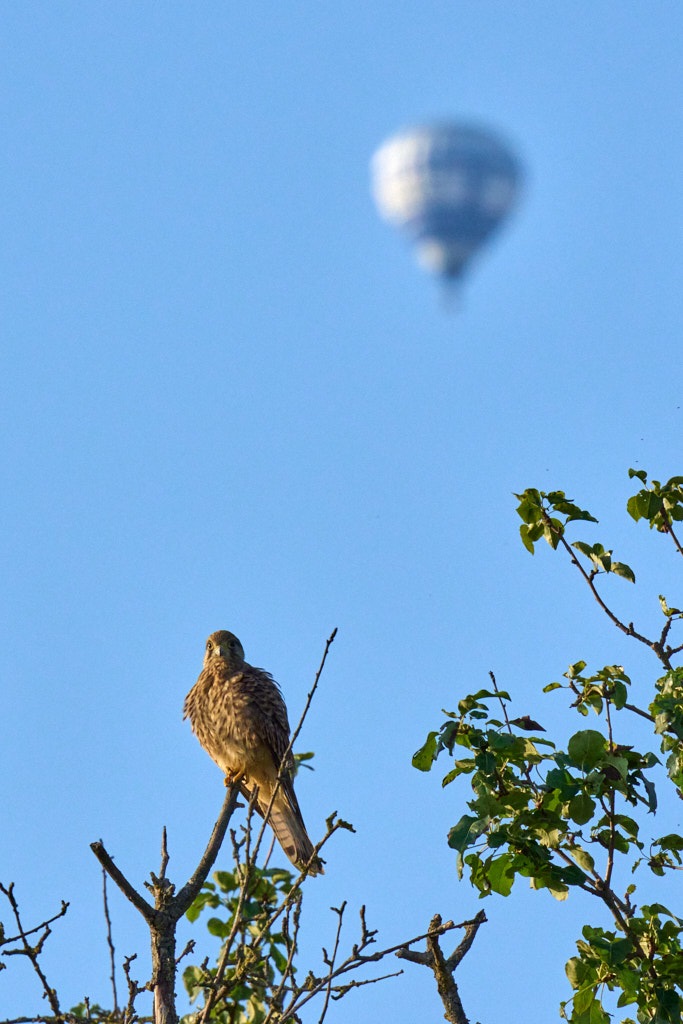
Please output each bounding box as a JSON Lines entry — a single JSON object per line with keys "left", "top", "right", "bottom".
{"left": 242, "top": 666, "right": 295, "bottom": 774}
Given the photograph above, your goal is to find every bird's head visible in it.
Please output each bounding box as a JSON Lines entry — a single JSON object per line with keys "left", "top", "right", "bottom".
{"left": 204, "top": 630, "right": 245, "bottom": 669}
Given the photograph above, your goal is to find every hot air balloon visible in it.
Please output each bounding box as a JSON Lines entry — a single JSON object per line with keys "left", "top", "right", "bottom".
{"left": 371, "top": 122, "right": 521, "bottom": 283}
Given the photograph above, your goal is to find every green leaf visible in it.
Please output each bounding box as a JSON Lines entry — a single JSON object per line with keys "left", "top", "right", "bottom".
{"left": 626, "top": 494, "right": 640, "bottom": 521}
{"left": 547, "top": 881, "right": 569, "bottom": 902}
{"left": 543, "top": 518, "right": 563, "bottom": 549}
{"left": 207, "top": 917, "right": 230, "bottom": 938}
{"left": 569, "top": 846, "right": 595, "bottom": 873}
{"left": 659, "top": 595, "right": 682, "bottom": 617}
{"left": 543, "top": 682, "right": 563, "bottom": 693}
{"left": 412, "top": 731, "right": 438, "bottom": 771}
{"left": 602, "top": 754, "right": 629, "bottom": 781}
{"left": 487, "top": 854, "right": 515, "bottom": 897}
{"left": 612, "top": 681, "right": 628, "bottom": 710}
{"left": 567, "top": 661, "right": 587, "bottom": 678}
{"left": 565, "top": 956, "right": 589, "bottom": 989}
{"left": 612, "top": 561, "right": 636, "bottom": 583}
{"left": 628, "top": 468, "right": 648, "bottom": 483}
{"left": 655, "top": 833, "right": 683, "bottom": 853}
{"left": 568, "top": 793, "right": 596, "bottom": 825}
{"left": 567, "top": 730, "right": 607, "bottom": 771}
{"left": 447, "top": 815, "right": 488, "bottom": 853}
{"left": 519, "top": 523, "right": 536, "bottom": 554}
{"left": 590, "top": 999, "right": 610, "bottom": 1024}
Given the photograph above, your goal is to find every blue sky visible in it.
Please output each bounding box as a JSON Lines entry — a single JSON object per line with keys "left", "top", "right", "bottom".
{"left": 2, "top": 4, "right": 683, "bottom": 1022}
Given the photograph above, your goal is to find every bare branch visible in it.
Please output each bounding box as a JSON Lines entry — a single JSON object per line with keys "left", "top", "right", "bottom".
{"left": 446, "top": 911, "right": 487, "bottom": 971}
{"left": 0, "top": 884, "right": 63, "bottom": 1018}
{"left": 159, "top": 828, "right": 169, "bottom": 882}
{"left": 90, "top": 844, "right": 155, "bottom": 924}
{"left": 174, "top": 940, "right": 195, "bottom": 967}
{"left": 282, "top": 912, "right": 458, "bottom": 1020}
{"left": 121, "top": 953, "right": 147, "bottom": 1024}
{"left": 623, "top": 701, "right": 655, "bottom": 723}
{"left": 318, "top": 902, "right": 347, "bottom": 1024}
{"left": 489, "top": 671, "right": 512, "bottom": 734}
{"left": 395, "top": 913, "right": 487, "bottom": 1024}
{"left": 0, "top": 899, "right": 69, "bottom": 947}
{"left": 288, "top": 628, "right": 337, "bottom": 759}
{"left": 101, "top": 868, "right": 119, "bottom": 1014}
{"left": 173, "top": 783, "right": 241, "bottom": 917}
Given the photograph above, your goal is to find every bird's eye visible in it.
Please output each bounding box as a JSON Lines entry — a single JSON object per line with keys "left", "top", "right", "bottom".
{"left": 230, "top": 640, "right": 236, "bottom": 649}
{"left": 206, "top": 641, "right": 213, "bottom": 651}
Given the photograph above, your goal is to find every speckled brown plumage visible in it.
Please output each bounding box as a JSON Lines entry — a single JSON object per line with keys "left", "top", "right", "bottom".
{"left": 184, "top": 630, "right": 323, "bottom": 875}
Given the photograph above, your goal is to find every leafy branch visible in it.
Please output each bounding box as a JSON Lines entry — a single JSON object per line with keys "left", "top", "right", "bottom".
{"left": 515, "top": 474, "right": 683, "bottom": 669}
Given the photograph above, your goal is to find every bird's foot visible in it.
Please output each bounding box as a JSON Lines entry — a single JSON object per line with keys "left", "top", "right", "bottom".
{"left": 224, "top": 770, "right": 243, "bottom": 787}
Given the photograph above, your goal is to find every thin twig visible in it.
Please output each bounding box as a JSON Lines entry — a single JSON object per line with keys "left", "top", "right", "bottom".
{"left": 489, "top": 670, "right": 512, "bottom": 733}
{"left": 283, "top": 916, "right": 457, "bottom": 1019}
{"left": 159, "top": 828, "right": 169, "bottom": 882}
{"left": 0, "top": 900, "right": 69, "bottom": 946}
{"left": 623, "top": 702, "right": 655, "bottom": 723}
{"left": 121, "top": 953, "right": 146, "bottom": 1024}
{"left": 548, "top": 515, "right": 672, "bottom": 668}
{"left": 0, "top": 884, "right": 62, "bottom": 1017}
{"left": 101, "top": 867, "right": 119, "bottom": 1014}
{"left": 318, "top": 902, "right": 347, "bottom": 1024}
{"left": 262, "top": 893, "right": 303, "bottom": 1024}
{"left": 661, "top": 514, "right": 683, "bottom": 558}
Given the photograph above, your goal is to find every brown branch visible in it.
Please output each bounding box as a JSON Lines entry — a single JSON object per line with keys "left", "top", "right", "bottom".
{"left": 447, "top": 910, "right": 488, "bottom": 971}
{"left": 174, "top": 940, "right": 195, "bottom": 966}
{"left": 661, "top": 513, "right": 683, "bottom": 559}
{"left": 668, "top": 524, "right": 683, "bottom": 557}
{"left": 198, "top": 797, "right": 260, "bottom": 1024}
{"left": 90, "top": 845, "right": 155, "bottom": 924}
{"left": 159, "top": 828, "right": 169, "bottom": 882}
{"left": 394, "top": 913, "right": 486, "bottom": 1024}
{"left": 173, "top": 784, "right": 241, "bottom": 917}
{"left": 426, "top": 916, "right": 470, "bottom": 1024}
{"left": 623, "top": 702, "right": 655, "bottom": 723}
{"left": 121, "top": 953, "right": 146, "bottom": 1024}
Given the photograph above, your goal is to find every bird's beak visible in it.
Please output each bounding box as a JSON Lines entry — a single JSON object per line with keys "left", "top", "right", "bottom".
{"left": 215, "top": 645, "right": 225, "bottom": 659}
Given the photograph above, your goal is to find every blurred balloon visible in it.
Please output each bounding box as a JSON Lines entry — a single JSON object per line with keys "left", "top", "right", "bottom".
{"left": 371, "top": 122, "right": 521, "bottom": 283}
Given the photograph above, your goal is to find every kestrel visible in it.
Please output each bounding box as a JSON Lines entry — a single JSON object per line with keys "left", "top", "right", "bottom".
{"left": 184, "top": 630, "right": 324, "bottom": 875}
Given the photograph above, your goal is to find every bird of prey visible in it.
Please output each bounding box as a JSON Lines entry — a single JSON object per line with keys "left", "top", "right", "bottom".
{"left": 184, "top": 630, "right": 324, "bottom": 875}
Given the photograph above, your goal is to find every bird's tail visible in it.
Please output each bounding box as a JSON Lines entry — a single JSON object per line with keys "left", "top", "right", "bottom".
{"left": 254, "top": 780, "right": 324, "bottom": 876}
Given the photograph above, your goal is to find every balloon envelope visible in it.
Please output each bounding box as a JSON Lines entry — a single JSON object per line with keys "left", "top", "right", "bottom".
{"left": 371, "top": 122, "right": 521, "bottom": 280}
